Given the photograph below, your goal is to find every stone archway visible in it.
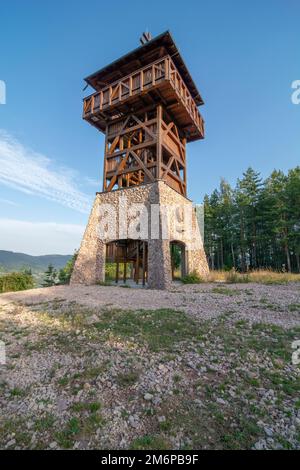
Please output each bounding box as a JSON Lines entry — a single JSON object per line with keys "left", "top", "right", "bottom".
{"left": 106, "top": 239, "right": 148, "bottom": 286}
{"left": 170, "top": 240, "right": 186, "bottom": 280}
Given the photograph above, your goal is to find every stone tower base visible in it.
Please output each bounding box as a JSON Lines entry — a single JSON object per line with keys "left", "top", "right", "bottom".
{"left": 71, "top": 181, "right": 209, "bottom": 289}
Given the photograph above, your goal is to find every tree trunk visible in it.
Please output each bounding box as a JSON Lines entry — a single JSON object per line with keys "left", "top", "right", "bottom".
{"left": 285, "top": 243, "right": 292, "bottom": 272}
{"left": 296, "top": 253, "right": 300, "bottom": 273}
{"left": 231, "top": 242, "right": 236, "bottom": 269}
{"left": 220, "top": 239, "right": 224, "bottom": 269}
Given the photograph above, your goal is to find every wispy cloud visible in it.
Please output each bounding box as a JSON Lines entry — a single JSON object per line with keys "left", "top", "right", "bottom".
{"left": 84, "top": 176, "right": 101, "bottom": 188}
{"left": 0, "top": 219, "right": 84, "bottom": 255}
{"left": 0, "top": 130, "right": 91, "bottom": 213}
{"left": 0, "top": 198, "right": 19, "bottom": 207}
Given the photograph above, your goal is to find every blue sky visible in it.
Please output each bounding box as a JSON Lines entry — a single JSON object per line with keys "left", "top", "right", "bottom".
{"left": 0, "top": 0, "right": 299, "bottom": 254}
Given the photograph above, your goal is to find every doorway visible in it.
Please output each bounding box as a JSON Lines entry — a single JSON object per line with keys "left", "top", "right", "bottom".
{"left": 170, "top": 241, "right": 186, "bottom": 280}
{"left": 106, "top": 239, "right": 148, "bottom": 286}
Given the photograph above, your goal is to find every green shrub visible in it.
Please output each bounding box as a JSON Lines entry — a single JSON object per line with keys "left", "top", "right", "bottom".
{"left": 0, "top": 272, "right": 34, "bottom": 293}
{"left": 105, "top": 262, "right": 130, "bottom": 281}
{"left": 181, "top": 271, "right": 203, "bottom": 284}
{"left": 58, "top": 251, "right": 78, "bottom": 285}
{"left": 96, "top": 280, "right": 113, "bottom": 287}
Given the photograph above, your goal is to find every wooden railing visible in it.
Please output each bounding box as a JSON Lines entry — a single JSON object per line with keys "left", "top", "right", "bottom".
{"left": 83, "top": 55, "right": 204, "bottom": 137}
{"left": 168, "top": 57, "right": 204, "bottom": 137}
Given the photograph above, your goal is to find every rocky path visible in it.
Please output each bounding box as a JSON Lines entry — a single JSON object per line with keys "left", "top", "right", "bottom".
{"left": 0, "top": 282, "right": 299, "bottom": 449}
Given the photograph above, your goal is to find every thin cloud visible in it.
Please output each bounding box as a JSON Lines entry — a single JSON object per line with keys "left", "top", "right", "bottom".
{"left": 0, "top": 219, "right": 84, "bottom": 255}
{"left": 0, "top": 198, "right": 19, "bottom": 207}
{"left": 0, "top": 130, "right": 91, "bottom": 213}
{"left": 84, "top": 176, "right": 100, "bottom": 187}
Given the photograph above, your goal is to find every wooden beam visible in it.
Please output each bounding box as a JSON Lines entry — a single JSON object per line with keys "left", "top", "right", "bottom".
{"left": 106, "top": 151, "right": 129, "bottom": 192}
{"left": 115, "top": 246, "right": 119, "bottom": 284}
{"left": 102, "top": 125, "right": 108, "bottom": 192}
{"left": 128, "top": 150, "right": 156, "bottom": 182}
{"left": 135, "top": 242, "right": 139, "bottom": 284}
{"left": 105, "top": 139, "right": 156, "bottom": 159}
{"left": 157, "top": 105, "right": 162, "bottom": 179}
{"left": 142, "top": 241, "right": 146, "bottom": 286}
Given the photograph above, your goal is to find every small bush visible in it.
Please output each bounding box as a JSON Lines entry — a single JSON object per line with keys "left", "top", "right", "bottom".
{"left": 181, "top": 271, "right": 203, "bottom": 284}
{"left": 58, "top": 251, "right": 78, "bottom": 285}
{"left": 0, "top": 272, "right": 34, "bottom": 293}
{"left": 97, "top": 280, "right": 113, "bottom": 286}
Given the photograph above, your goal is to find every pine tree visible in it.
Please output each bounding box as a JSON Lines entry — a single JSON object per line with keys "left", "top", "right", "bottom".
{"left": 58, "top": 251, "right": 78, "bottom": 284}
{"left": 235, "top": 168, "right": 262, "bottom": 270}
{"left": 204, "top": 166, "right": 299, "bottom": 273}
{"left": 42, "top": 264, "right": 57, "bottom": 287}
{"left": 286, "top": 167, "right": 300, "bottom": 272}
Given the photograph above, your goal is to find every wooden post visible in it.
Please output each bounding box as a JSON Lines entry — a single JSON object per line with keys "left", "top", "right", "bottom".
{"left": 140, "top": 71, "right": 143, "bottom": 92}
{"left": 181, "top": 245, "right": 186, "bottom": 278}
{"left": 102, "top": 125, "right": 108, "bottom": 191}
{"left": 115, "top": 245, "right": 119, "bottom": 284}
{"left": 165, "top": 57, "right": 169, "bottom": 80}
{"left": 123, "top": 246, "right": 127, "bottom": 284}
{"left": 136, "top": 241, "right": 140, "bottom": 284}
{"left": 171, "top": 244, "right": 175, "bottom": 280}
{"left": 157, "top": 105, "right": 162, "bottom": 179}
{"left": 142, "top": 241, "right": 146, "bottom": 286}
{"left": 183, "top": 137, "right": 187, "bottom": 192}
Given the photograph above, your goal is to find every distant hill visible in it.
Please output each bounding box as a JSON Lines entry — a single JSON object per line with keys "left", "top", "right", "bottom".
{"left": 0, "top": 250, "right": 71, "bottom": 274}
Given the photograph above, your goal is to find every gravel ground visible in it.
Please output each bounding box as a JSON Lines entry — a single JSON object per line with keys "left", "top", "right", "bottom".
{"left": 0, "top": 282, "right": 299, "bottom": 450}
{"left": 0, "top": 282, "right": 300, "bottom": 327}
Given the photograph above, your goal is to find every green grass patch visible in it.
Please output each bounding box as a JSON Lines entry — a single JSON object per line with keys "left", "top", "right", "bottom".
{"left": 9, "top": 387, "right": 26, "bottom": 397}
{"left": 71, "top": 401, "right": 102, "bottom": 413}
{"left": 34, "top": 413, "right": 55, "bottom": 432}
{"left": 181, "top": 271, "right": 203, "bottom": 284}
{"left": 55, "top": 401, "right": 104, "bottom": 449}
{"left": 288, "top": 303, "right": 300, "bottom": 312}
{"left": 130, "top": 434, "right": 170, "bottom": 450}
{"left": 93, "top": 308, "right": 203, "bottom": 352}
{"left": 116, "top": 370, "right": 140, "bottom": 387}
{"left": 211, "top": 287, "right": 241, "bottom": 296}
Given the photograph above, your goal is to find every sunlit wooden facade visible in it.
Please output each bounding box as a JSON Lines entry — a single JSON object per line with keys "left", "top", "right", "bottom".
{"left": 83, "top": 31, "right": 205, "bottom": 197}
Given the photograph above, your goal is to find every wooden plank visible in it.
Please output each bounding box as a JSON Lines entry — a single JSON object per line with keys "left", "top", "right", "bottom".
{"left": 129, "top": 150, "right": 156, "bottom": 182}
{"left": 106, "top": 151, "right": 129, "bottom": 192}
{"left": 142, "top": 241, "right": 146, "bottom": 286}
{"left": 106, "top": 139, "right": 156, "bottom": 159}
{"left": 157, "top": 105, "right": 162, "bottom": 179}
{"left": 136, "top": 242, "right": 140, "bottom": 285}
{"left": 102, "top": 124, "right": 108, "bottom": 191}
{"left": 105, "top": 161, "right": 157, "bottom": 177}
{"left": 108, "top": 118, "right": 157, "bottom": 139}
{"left": 115, "top": 246, "right": 119, "bottom": 284}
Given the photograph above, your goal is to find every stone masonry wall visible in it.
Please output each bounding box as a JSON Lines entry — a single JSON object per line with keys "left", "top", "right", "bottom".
{"left": 71, "top": 181, "right": 209, "bottom": 289}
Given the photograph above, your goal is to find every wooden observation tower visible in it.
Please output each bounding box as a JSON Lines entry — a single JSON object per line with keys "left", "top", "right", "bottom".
{"left": 71, "top": 31, "right": 209, "bottom": 289}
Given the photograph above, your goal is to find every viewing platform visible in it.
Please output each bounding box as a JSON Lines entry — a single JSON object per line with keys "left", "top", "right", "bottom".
{"left": 83, "top": 55, "right": 204, "bottom": 142}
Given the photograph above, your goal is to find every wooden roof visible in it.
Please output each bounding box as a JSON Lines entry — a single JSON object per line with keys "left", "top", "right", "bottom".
{"left": 85, "top": 31, "right": 204, "bottom": 106}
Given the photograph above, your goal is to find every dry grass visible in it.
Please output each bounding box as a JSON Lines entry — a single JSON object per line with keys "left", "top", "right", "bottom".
{"left": 202, "top": 269, "right": 300, "bottom": 285}
{"left": 247, "top": 270, "right": 300, "bottom": 284}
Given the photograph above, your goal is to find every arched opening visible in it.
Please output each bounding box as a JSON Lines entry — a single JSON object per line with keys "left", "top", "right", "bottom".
{"left": 170, "top": 241, "right": 186, "bottom": 280}
{"left": 106, "top": 239, "right": 148, "bottom": 286}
